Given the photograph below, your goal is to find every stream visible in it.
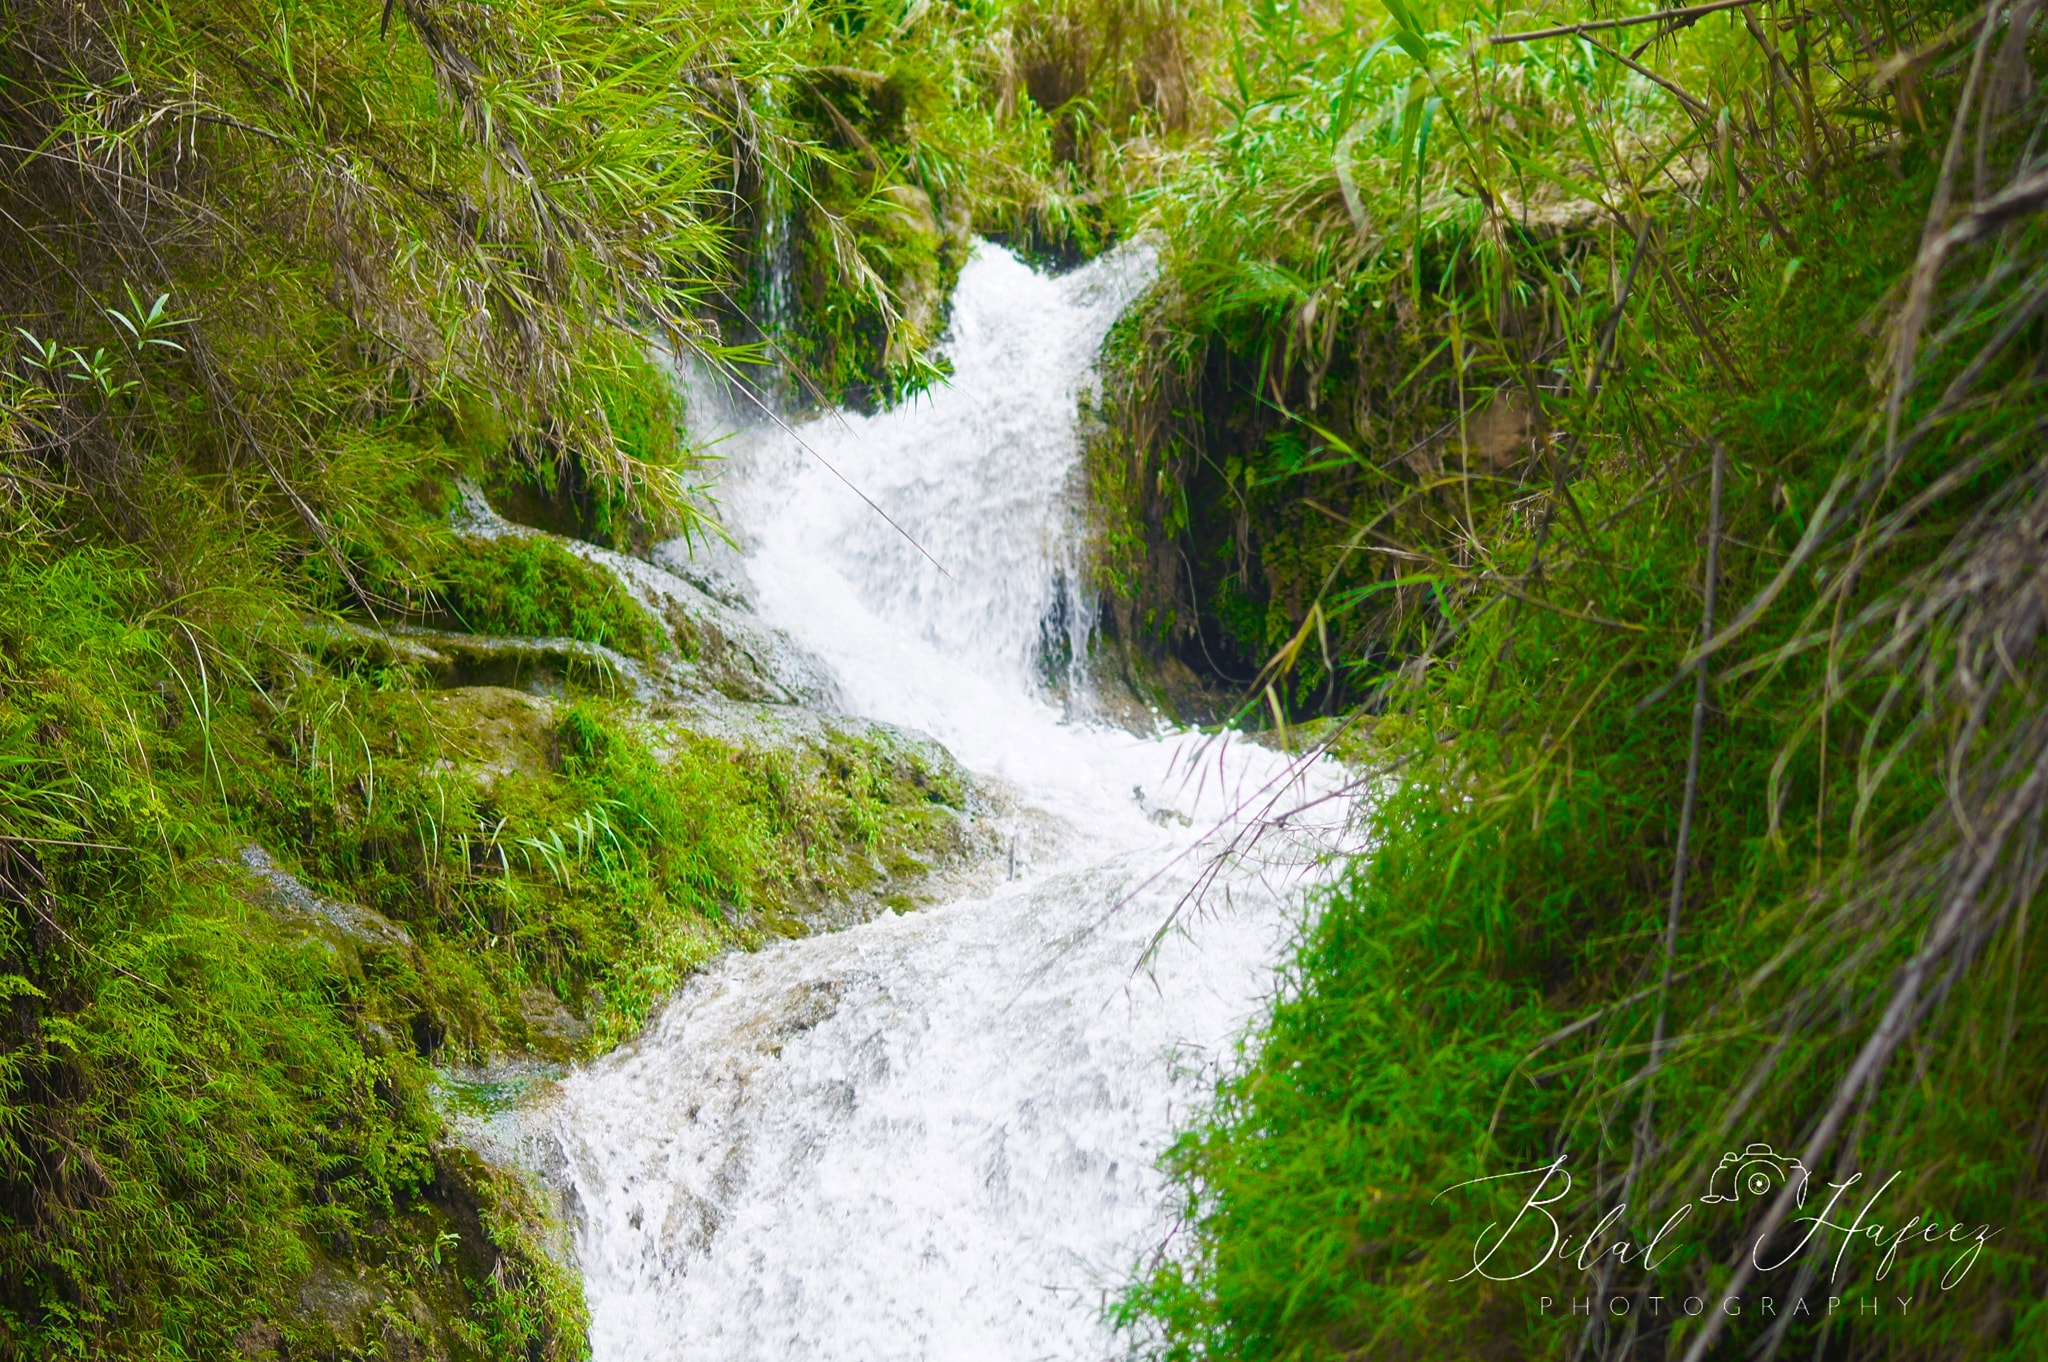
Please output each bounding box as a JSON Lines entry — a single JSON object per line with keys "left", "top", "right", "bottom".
{"left": 544, "top": 243, "right": 1355, "bottom": 1361}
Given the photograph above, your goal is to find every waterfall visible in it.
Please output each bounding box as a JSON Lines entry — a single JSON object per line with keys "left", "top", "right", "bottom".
{"left": 547, "top": 243, "right": 1353, "bottom": 1361}
{"left": 743, "top": 80, "right": 797, "bottom": 410}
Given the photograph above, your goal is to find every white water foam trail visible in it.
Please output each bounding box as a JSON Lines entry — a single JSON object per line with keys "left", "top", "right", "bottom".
{"left": 550, "top": 243, "right": 1354, "bottom": 1361}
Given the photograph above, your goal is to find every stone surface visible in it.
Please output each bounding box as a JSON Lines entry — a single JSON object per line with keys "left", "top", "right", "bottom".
{"left": 236, "top": 844, "right": 415, "bottom": 975}
{"left": 429, "top": 684, "right": 558, "bottom": 783}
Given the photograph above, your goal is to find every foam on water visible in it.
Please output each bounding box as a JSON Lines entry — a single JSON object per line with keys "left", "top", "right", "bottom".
{"left": 549, "top": 243, "right": 1353, "bottom": 1361}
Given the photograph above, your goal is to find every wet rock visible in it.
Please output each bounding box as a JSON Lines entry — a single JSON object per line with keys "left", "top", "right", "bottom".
{"left": 650, "top": 530, "right": 756, "bottom": 611}
{"left": 428, "top": 684, "right": 558, "bottom": 783}
{"left": 431, "top": 1144, "right": 586, "bottom": 1353}
{"left": 400, "top": 625, "right": 643, "bottom": 697}
{"left": 277, "top": 1227, "right": 483, "bottom": 1362}
{"left": 244, "top": 1142, "right": 583, "bottom": 1362}
{"left": 517, "top": 983, "right": 594, "bottom": 1060}
{"left": 594, "top": 537, "right": 842, "bottom": 707}
{"left": 235, "top": 845, "right": 414, "bottom": 975}
{"left": 1086, "top": 629, "right": 1236, "bottom": 729}
{"left": 304, "top": 618, "right": 643, "bottom": 699}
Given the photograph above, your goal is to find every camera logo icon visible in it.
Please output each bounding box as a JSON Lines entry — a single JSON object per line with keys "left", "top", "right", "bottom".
{"left": 1701, "top": 1143, "right": 1811, "bottom": 1208}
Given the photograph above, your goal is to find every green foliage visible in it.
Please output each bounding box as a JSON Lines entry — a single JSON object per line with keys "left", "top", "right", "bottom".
{"left": 3, "top": 0, "right": 2036, "bottom": 1357}
{"left": 475, "top": 345, "right": 713, "bottom": 553}
{"left": 0, "top": 0, "right": 1131, "bottom": 1352}
{"left": 0, "top": 533, "right": 970, "bottom": 1355}
{"left": 1088, "top": 0, "right": 1853, "bottom": 702}
{"left": 0, "top": 548, "right": 437, "bottom": 1356}
{"left": 0, "top": 0, "right": 1065, "bottom": 1343}
{"left": 431, "top": 536, "right": 663, "bottom": 657}
{"left": 1107, "top": 1, "right": 2048, "bottom": 1360}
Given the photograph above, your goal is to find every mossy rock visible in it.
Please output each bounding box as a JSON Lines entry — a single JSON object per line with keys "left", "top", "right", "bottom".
{"left": 240, "top": 1147, "right": 583, "bottom": 1362}
{"left": 235, "top": 844, "right": 418, "bottom": 980}
{"left": 429, "top": 686, "right": 561, "bottom": 782}
{"left": 308, "top": 623, "right": 643, "bottom": 700}
{"left": 429, "top": 534, "right": 667, "bottom": 662}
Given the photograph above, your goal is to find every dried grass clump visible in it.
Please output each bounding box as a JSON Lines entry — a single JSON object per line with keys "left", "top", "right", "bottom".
{"left": 0, "top": 0, "right": 751, "bottom": 548}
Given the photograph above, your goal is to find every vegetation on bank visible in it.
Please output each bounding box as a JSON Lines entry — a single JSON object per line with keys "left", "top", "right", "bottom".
{"left": 0, "top": 526, "right": 973, "bottom": 1357}
{"left": 1073, "top": 2, "right": 2048, "bottom": 1360}
{"left": 0, "top": 0, "right": 1050, "bottom": 1353}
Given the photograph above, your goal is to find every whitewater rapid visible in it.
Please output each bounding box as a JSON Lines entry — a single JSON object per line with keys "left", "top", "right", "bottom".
{"left": 548, "top": 243, "right": 1353, "bottom": 1361}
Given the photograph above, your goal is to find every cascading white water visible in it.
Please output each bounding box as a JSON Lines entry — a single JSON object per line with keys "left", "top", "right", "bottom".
{"left": 548, "top": 243, "right": 1353, "bottom": 1361}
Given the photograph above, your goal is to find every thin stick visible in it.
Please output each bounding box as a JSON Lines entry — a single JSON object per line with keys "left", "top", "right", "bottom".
{"left": 692, "top": 345, "right": 956, "bottom": 580}
{"left": 1580, "top": 35, "right": 1712, "bottom": 118}
{"left": 1490, "top": 0, "right": 1763, "bottom": 46}
{"left": 1606, "top": 438, "right": 1721, "bottom": 1338}
{"left": 1652, "top": 438, "right": 1723, "bottom": 1076}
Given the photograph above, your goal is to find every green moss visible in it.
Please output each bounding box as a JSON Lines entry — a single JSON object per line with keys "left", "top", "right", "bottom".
{"left": 782, "top": 180, "right": 969, "bottom": 410}
{"left": 1114, "top": 11, "right": 2048, "bottom": 1359}
{"left": 291, "top": 423, "right": 668, "bottom": 660}
{"left": 432, "top": 535, "right": 663, "bottom": 659}
{"left": 0, "top": 532, "right": 973, "bottom": 1356}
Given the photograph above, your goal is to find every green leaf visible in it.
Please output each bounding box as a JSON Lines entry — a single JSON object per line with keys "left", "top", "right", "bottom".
{"left": 1379, "top": 0, "right": 1432, "bottom": 63}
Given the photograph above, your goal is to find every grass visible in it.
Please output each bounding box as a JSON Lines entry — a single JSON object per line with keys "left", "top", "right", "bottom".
{"left": 0, "top": 534, "right": 973, "bottom": 1355}
{"left": 0, "top": 0, "right": 1037, "bottom": 1353}
{"left": 1088, "top": 2, "right": 2048, "bottom": 1360}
